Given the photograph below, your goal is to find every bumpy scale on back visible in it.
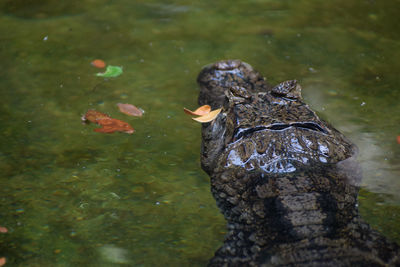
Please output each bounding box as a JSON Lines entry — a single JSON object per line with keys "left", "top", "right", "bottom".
{"left": 197, "top": 60, "right": 400, "bottom": 266}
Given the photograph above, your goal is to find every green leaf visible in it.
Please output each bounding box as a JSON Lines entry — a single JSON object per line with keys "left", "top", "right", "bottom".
{"left": 96, "top": 65, "right": 123, "bottom": 77}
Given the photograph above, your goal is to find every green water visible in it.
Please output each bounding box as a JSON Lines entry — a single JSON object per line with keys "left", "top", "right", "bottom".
{"left": 0, "top": 0, "right": 399, "bottom": 266}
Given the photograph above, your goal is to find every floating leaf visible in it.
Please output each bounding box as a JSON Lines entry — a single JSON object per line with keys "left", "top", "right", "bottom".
{"left": 183, "top": 105, "right": 211, "bottom": 116}
{"left": 94, "top": 118, "right": 135, "bottom": 134}
{"left": 91, "top": 59, "right": 106, "bottom": 68}
{"left": 0, "top": 257, "right": 5, "bottom": 267}
{"left": 397, "top": 135, "right": 400, "bottom": 144}
{"left": 96, "top": 65, "right": 123, "bottom": 77}
{"left": 117, "top": 103, "right": 143, "bottom": 117}
{"left": 82, "top": 110, "right": 110, "bottom": 123}
{"left": 82, "top": 110, "right": 134, "bottom": 134}
{"left": 192, "top": 108, "right": 222, "bottom": 123}
{"left": 0, "top": 226, "right": 7, "bottom": 233}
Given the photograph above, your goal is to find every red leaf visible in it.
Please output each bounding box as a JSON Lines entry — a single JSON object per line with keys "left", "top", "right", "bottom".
{"left": 91, "top": 59, "right": 106, "bottom": 68}
{"left": 397, "top": 135, "right": 400, "bottom": 144}
{"left": 83, "top": 110, "right": 134, "bottom": 134}
{"left": 94, "top": 118, "right": 135, "bottom": 134}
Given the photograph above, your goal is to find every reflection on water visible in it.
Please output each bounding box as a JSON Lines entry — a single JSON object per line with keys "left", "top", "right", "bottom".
{"left": 0, "top": 0, "right": 399, "bottom": 265}
{"left": 98, "top": 245, "right": 130, "bottom": 264}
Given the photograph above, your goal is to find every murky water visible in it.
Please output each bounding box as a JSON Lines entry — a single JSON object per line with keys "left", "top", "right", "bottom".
{"left": 0, "top": 0, "right": 399, "bottom": 266}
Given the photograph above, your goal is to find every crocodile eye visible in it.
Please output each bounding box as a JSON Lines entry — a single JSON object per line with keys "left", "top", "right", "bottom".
{"left": 271, "top": 80, "right": 302, "bottom": 99}
{"left": 229, "top": 86, "right": 251, "bottom": 99}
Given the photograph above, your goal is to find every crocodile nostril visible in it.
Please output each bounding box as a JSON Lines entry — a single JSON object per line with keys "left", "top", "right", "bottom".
{"left": 214, "top": 60, "right": 242, "bottom": 70}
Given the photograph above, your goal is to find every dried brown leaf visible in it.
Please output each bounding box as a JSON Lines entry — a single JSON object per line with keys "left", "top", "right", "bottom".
{"left": 94, "top": 118, "right": 135, "bottom": 134}
{"left": 117, "top": 103, "right": 143, "bottom": 117}
{"left": 183, "top": 105, "right": 211, "bottom": 116}
{"left": 192, "top": 108, "right": 222, "bottom": 123}
{"left": 82, "top": 110, "right": 135, "bottom": 134}
{"left": 82, "top": 110, "right": 110, "bottom": 123}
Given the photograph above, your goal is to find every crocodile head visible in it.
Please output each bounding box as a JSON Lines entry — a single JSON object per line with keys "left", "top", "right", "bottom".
{"left": 197, "top": 60, "right": 357, "bottom": 176}
{"left": 197, "top": 60, "right": 399, "bottom": 267}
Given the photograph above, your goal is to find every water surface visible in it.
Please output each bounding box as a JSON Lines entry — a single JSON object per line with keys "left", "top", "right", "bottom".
{"left": 0, "top": 0, "right": 399, "bottom": 266}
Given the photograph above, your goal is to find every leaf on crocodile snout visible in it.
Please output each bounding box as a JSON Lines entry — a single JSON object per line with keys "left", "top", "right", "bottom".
{"left": 82, "top": 110, "right": 135, "bottom": 134}
{"left": 183, "top": 105, "right": 211, "bottom": 116}
{"left": 192, "top": 108, "right": 222, "bottom": 123}
{"left": 117, "top": 103, "right": 144, "bottom": 117}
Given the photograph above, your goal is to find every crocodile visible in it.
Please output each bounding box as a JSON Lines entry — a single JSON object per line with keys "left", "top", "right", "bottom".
{"left": 197, "top": 60, "right": 400, "bottom": 266}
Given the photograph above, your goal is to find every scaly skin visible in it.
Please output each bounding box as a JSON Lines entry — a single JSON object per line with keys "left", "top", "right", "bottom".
{"left": 197, "top": 60, "right": 400, "bottom": 266}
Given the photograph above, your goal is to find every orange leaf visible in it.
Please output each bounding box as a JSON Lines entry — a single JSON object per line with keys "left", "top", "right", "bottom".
{"left": 91, "top": 59, "right": 106, "bottom": 68}
{"left": 0, "top": 257, "right": 5, "bottom": 267}
{"left": 0, "top": 226, "right": 7, "bottom": 233}
{"left": 82, "top": 110, "right": 110, "bottom": 123}
{"left": 117, "top": 103, "right": 143, "bottom": 117}
{"left": 82, "top": 110, "right": 135, "bottom": 134}
{"left": 94, "top": 118, "right": 135, "bottom": 134}
{"left": 192, "top": 108, "right": 222, "bottom": 123}
{"left": 184, "top": 105, "right": 211, "bottom": 116}
{"left": 397, "top": 135, "right": 400, "bottom": 144}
